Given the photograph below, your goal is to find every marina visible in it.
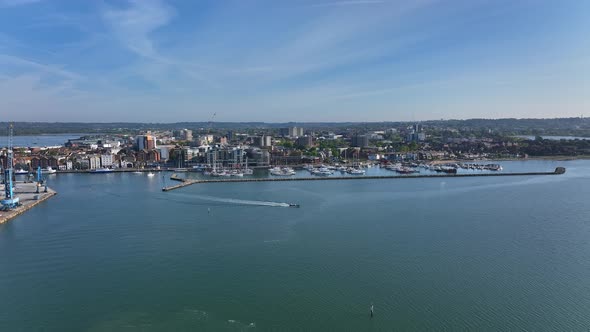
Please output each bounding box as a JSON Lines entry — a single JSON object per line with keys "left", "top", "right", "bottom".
{"left": 162, "top": 167, "right": 566, "bottom": 191}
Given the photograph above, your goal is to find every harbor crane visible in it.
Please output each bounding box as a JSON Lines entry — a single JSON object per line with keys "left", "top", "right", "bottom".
{"left": 1, "top": 123, "right": 20, "bottom": 210}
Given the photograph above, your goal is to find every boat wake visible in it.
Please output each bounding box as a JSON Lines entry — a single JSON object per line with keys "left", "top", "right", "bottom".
{"left": 170, "top": 193, "right": 291, "bottom": 207}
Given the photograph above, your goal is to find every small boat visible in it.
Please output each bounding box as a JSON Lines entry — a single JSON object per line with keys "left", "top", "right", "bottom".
{"left": 147, "top": 172, "right": 155, "bottom": 177}
{"left": 14, "top": 169, "right": 29, "bottom": 175}
{"left": 289, "top": 204, "right": 300, "bottom": 208}
{"left": 41, "top": 167, "right": 57, "bottom": 174}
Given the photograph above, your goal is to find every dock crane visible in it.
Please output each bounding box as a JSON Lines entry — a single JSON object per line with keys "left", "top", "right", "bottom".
{"left": 1, "top": 123, "right": 20, "bottom": 210}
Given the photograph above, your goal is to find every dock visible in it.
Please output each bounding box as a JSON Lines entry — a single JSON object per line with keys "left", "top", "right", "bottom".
{"left": 0, "top": 182, "right": 57, "bottom": 225}
{"left": 161, "top": 167, "right": 566, "bottom": 191}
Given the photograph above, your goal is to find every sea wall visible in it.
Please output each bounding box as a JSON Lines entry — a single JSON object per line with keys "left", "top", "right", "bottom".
{"left": 162, "top": 167, "right": 566, "bottom": 191}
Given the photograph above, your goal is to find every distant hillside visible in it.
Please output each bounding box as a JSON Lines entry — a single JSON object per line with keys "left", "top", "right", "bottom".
{"left": 0, "top": 117, "right": 588, "bottom": 136}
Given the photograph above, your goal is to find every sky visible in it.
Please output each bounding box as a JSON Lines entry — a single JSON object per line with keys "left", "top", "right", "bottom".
{"left": 0, "top": 0, "right": 588, "bottom": 122}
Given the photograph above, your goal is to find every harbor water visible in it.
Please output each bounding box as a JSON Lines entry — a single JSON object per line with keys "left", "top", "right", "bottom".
{"left": 1, "top": 160, "right": 589, "bottom": 330}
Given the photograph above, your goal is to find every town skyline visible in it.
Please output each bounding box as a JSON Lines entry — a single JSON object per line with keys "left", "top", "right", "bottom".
{"left": 0, "top": 0, "right": 588, "bottom": 122}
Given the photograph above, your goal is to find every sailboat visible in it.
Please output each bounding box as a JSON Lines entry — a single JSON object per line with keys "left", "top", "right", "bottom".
{"left": 346, "top": 152, "right": 365, "bottom": 175}
{"left": 242, "top": 157, "right": 253, "bottom": 175}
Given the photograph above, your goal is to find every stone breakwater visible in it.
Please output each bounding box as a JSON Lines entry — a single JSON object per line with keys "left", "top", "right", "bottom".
{"left": 161, "top": 167, "right": 566, "bottom": 192}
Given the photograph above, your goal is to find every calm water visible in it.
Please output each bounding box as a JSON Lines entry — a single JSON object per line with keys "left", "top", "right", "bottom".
{"left": 1, "top": 160, "right": 590, "bottom": 331}
{"left": 2, "top": 134, "right": 84, "bottom": 148}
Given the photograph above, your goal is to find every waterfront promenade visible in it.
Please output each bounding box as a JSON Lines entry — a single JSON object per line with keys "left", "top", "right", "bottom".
{"left": 0, "top": 182, "right": 56, "bottom": 224}
{"left": 162, "top": 167, "right": 566, "bottom": 191}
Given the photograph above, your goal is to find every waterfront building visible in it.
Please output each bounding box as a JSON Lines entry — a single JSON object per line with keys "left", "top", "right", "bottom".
{"left": 100, "top": 154, "right": 113, "bottom": 168}
{"left": 88, "top": 155, "right": 101, "bottom": 170}
{"left": 135, "top": 135, "right": 157, "bottom": 151}
{"left": 79, "top": 159, "right": 90, "bottom": 170}
{"left": 158, "top": 147, "right": 170, "bottom": 161}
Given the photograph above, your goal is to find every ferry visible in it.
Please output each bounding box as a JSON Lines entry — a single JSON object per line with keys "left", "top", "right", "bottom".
{"left": 91, "top": 168, "right": 113, "bottom": 173}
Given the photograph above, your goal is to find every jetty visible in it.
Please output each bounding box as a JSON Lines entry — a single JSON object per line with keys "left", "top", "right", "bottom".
{"left": 161, "top": 167, "right": 566, "bottom": 192}
{"left": 0, "top": 182, "right": 57, "bottom": 225}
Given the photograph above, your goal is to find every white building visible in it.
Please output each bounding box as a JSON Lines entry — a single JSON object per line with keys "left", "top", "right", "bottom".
{"left": 100, "top": 154, "right": 113, "bottom": 168}
{"left": 88, "top": 155, "right": 101, "bottom": 170}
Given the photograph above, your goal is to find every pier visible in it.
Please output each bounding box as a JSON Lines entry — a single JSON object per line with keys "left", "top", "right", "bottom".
{"left": 161, "top": 167, "right": 566, "bottom": 191}
{"left": 0, "top": 182, "right": 57, "bottom": 224}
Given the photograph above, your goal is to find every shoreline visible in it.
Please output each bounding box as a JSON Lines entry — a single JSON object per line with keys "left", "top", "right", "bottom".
{"left": 428, "top": 155, "right": 590, "bottom": 165}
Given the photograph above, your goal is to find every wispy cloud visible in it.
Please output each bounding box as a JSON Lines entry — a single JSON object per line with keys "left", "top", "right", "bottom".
{"left": 101, "top": 0, "right": 174, "bottom": 59}
{"left": 0, "top": 54, "right": 82, "bottom": 81}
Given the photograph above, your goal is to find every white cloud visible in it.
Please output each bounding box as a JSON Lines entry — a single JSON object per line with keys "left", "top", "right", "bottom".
{"left": 101, "top": 0, "right": 175, "bottom": 59}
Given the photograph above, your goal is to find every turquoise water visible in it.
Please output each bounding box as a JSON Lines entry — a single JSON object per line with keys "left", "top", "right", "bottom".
{"left": 1, "top": 160, "right": 590, "bottom": 331}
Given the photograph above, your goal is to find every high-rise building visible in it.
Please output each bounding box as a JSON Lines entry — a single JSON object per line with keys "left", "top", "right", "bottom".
{"left": 255, "top": 135, "right": 272, "bottom": 147}
{"left": 281, "top": 127, "right": 304, "bottom": 138}
{"left": 183, "top": 129, "right": 193, "bottom": 141}
{"left": 296, "top": 136, "right": 313, "bottom": 148}
{"left": 135, "top": 135, "right": 157, "bottom": 150}
{"left": 351, "top": 135, "right": 369, "bottom": 148}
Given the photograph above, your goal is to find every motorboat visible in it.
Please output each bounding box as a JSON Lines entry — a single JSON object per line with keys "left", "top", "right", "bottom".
{"left": 41, "top": 167, "right": 57, "bottom": 174}
{"left": 270, "top": 166, "right": 296, "bottom": 176}
{"left": 347, "top": 168, "right": 365, "bottom": 175}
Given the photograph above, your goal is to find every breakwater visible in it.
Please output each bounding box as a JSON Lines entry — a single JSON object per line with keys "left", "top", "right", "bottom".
{"left": 161, "top": 167, "right": 566, "bottom": 191}
{"left": 0, "top": 182, "right": 57, "bottom": 224}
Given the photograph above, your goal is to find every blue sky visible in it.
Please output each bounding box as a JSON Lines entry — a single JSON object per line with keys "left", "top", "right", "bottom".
{"left": 0, "top": 0, "right": 588, "bottom": 122}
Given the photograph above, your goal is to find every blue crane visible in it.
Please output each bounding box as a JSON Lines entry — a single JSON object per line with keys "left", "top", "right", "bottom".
{"left": 2, "top": 123, "right": 20, "bottom": 210}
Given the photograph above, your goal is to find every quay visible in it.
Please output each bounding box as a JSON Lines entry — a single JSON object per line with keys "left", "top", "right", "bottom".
{"left": 162, "top": 167, "right": 566, "bottom": 191}
{"left": 0, "top": 182, "right": 57, "bottom": 224}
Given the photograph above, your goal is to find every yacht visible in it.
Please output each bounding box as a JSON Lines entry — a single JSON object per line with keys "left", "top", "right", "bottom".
{"left": 347, "top": 168, "right": 365, "bottom": 175}
{"left": 14, "top": 169, "right": 29, "bottom": 175}
{"left": 41, "top": 167, "right": 57, "bottom": 174}
{"left": 270, "top": 166, "right": 296, "bottom": 176}
{"left": 311, "top": 167, "right": 332, "bottom": 176}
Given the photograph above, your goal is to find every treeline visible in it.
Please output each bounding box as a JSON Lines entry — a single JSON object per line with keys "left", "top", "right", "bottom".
{"left": 0, "top": 117, "right": 588, "bottom": 136}
{"left": 520, "top": 137, "right": 590, "bottom": 156}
